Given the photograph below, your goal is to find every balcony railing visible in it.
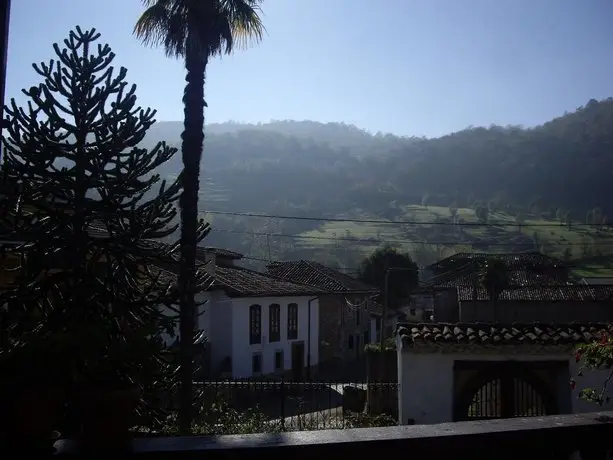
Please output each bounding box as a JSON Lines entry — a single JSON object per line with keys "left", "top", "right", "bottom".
{"left": 52, "top": 411, "right": 613, "bottom": 459}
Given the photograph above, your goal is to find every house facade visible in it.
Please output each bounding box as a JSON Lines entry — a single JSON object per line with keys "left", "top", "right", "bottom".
{"left": 161, "top": 248, "right": 325, "bottom": 380}
{"left": 267, "top": 260, "right": 379, "bottom": 374}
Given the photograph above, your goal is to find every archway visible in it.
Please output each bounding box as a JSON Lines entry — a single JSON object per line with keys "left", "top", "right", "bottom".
{"left": 454, "top": 361, "right": 558, "bottom": 421}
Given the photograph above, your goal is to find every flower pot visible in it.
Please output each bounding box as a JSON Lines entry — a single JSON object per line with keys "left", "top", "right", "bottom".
{"left": 0, "top": 387, "right": 64, "bottom": 453}
{"left": 78, "top": 386, "right": 141, "bottom": 451}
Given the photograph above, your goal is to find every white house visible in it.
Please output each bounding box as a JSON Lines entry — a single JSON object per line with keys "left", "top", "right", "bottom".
{"left": 160, "top": 248, "right": 325, "bottom": 379}
{"left": 396, "top": 323, "right": 613, "bottom": 426}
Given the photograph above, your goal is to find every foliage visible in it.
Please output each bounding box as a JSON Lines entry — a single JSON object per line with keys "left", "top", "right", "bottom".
{"left": 358, "top": 245, "right": 418, "bottom": 309}
{"left": 344, "top": 412, "right": 397, "bottom": 428}
{"left": 160, "top": 395, "right": 397, "bottom": 435}
{"left": 571, "top": 332, "right": 613, "bottom": 406}
{"left": 0, "top": 27, "right": 209, "bottom": 430}
{"left": 365, "top": 337, "right": 396, "bottom": 352}
{"left": 134, "top": 0, "right": 265, "bottom": 59}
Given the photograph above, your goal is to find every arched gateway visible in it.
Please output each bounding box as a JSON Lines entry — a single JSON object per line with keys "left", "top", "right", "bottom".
{"left": 453, "top": 361, "right": 558, "bottom": 421}
{"left": 395, "top": 323, "right": 612, "bottom": 425}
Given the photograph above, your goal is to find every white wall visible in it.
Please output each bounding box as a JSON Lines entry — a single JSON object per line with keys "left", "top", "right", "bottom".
{"left": 370, "top": 317, "right": 378, "bottom": 344}
{"left": 199, "top": 291, "right": 233, "bottom": 373}
{"left": 158, "top": 291, "right": 217, "bottom": 347}
{"left": 230, "top": 296, "right": 319, "bottom": 379}
{"left": 397, "top": 348, "right": 611, "bottom": 425}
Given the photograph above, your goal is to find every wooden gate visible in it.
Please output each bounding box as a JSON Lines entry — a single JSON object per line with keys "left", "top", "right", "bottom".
{"left": 454, "top": 362, "right": 557, "bottom": 421}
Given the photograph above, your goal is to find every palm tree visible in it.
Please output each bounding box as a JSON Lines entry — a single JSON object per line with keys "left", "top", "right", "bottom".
{"left": 134, "top": 0, "right": 264, "bottom": 434}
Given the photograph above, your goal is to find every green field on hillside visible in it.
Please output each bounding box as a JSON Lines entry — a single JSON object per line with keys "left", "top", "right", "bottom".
{"left": 297, "top": 204, "right": 613, "bottom": 277}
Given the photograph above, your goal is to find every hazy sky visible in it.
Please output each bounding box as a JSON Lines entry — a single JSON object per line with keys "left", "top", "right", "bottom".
{"left": 6, "top": 0, "right": 613, "bottom": 137}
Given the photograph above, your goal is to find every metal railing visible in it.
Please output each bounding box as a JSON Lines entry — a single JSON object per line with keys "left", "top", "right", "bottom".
{"left": 189, "top": 379, "right": 398, "bottom": 433}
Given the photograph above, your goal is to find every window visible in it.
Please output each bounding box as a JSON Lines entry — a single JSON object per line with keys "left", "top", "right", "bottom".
{"left": 287, "top": 303, "right": 298, "bottom": 340}
{"left": 348, "top": 335, "right": 354, "bottom": 349}
{"left": 356, "top": 334, "right": 361, "bottom": 352}
{"left": 269, "top": 304, "right": 281, "bottom": 342}
{"left": 274, "top": 350, "right": 283, "bottom": 372}
{"left": 252, "top": 353, "right": 261, "bottom": 375}
{"left": 249, "top": 304, "right": 261, "bottom": 344}
{"left": 356, "top": 308, "right": 360, "bottom": 326}
{"left": 364, "top": 329, "right": 370, "bottom": 345}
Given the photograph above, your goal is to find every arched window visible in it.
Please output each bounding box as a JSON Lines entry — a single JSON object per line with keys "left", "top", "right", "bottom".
{"left": 269, "top": 304, "right": 281, "bottom": 342}
{"left": 249, "top": 304, "right": 261, "bottom": 344}
{"left": 287, "top": 303, "right": 298, "bottom": 340}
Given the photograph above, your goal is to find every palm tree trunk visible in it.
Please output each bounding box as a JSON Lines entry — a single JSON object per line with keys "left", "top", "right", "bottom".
{"left": 177, "top": 41, "right": 207, "bottom": 435}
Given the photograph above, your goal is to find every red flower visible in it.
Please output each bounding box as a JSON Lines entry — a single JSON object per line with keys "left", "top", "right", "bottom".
{"left": 601, "top": 331, "right": 609, "bottom": 345}
{"left": 570, "top": 379, "right": 576, "bottom": 390}
{"left": 575, "top": 349, "right": 582, "bottom": 363}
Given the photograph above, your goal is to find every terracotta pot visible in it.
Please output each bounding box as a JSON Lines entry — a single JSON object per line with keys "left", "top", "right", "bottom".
{"left": 79, "top": 386, "right": 141, "bottom": 450}
{"left": 0, "top": 387, "right": 64, "bottom": 452}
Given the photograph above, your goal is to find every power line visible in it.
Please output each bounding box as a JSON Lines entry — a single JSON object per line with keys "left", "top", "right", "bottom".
{"left": 205, "top": 210, "right": 607, "bottom": 228}
{"left": 210, "top": 227, "right": 613, "bottom": 247}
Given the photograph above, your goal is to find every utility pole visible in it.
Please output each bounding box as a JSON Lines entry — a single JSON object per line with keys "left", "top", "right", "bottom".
{"left": 0, "top": 0, "right": 11, "bottom": 145}
{"left": 379, "top": 266, "right": 415, "bottom": 348}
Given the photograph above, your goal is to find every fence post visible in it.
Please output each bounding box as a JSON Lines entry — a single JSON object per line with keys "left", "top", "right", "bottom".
{"left": 280, "top": 376, "right": 285, "bottom": 431}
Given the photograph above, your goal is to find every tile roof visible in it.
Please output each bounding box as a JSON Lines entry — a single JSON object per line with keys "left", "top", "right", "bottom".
{"left": 457, "top": 285, "right": 613, "bottom": 302}
{"left": 195, "top": 247, "right": 243, "bottom": 260}
{"left": 431, "top": 269, "right": 568, "bottom": 289}
{"left": 426, "top": 251, "right": 565, "bottom": 272}
{"left": 212, "top": 265, "right": 327, "bottom": 297}
{"left": 149, "top": 245, "right": 325, "bottom": 298}
{"left": 266, "top": 260, "right": 377, "bottom": 293}
{"left": 397, "top": 322, "right": 613, "bottom": 347}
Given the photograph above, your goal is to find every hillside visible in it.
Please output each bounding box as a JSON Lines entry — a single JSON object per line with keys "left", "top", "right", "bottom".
{"left": 142, "top": 100, "right": 613, "bottom": 274}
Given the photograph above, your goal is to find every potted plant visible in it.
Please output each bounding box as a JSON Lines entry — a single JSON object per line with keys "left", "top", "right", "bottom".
{"left": 0, "top": 334, "right": 70, "bottom": 453}
{"left": 75, "top": 339, "right": 145, "bottom": 450}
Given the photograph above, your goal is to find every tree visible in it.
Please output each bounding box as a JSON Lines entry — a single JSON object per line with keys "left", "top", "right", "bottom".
{"left": 358, "top": 246, "right": 418, "bottom": 347}
{"left": 565, "top": 212, "right": 572, "bottom": 230}
{"left": 421, "top": 192, "right": 429, "bottom": 208}
{"left": 514, "top": 213, "right": 525, "bottom": 233}
{"left": 358, "top": 245, "right": 419, "bottom": 310}
{"left": 476, "top": 205, "right": 489, "bottom": 224}
{"left": 0, "top": 28, "right": 211, "bottom": 433}
{"left": 134, "top": 0, "right": 265, "bottom": 433}
{"left": 480, "top": 259, "right": 509, "bottom": 321}
{"left": 449, "top": 201, "right": 458, "bottom": 224}
{"left": 563, "top": 247, "right": 573, "bottom": 263}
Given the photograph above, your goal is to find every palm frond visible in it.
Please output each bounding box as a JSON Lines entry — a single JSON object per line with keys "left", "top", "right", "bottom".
{"left": 217, "top": 0, "right": 265, "bottom": 53}
{"left": 135, "top": 0, "right": 265, "bottom": 59}
{"left": 135, "top": 1, "right": 188, "bottom": 58}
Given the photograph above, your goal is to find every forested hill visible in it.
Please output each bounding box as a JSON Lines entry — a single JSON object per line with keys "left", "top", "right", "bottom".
{"left": 144, "top": 98, "right": 613, "bottom": 222}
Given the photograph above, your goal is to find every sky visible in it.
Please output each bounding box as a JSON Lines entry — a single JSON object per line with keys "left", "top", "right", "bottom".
{"left": 6, "top": 0, "right": 613, "bottom": 138}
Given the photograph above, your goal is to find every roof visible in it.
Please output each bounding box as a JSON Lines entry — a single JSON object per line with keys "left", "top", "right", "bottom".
{"left": 431, "top": 269, "right": 570, "bottom": 289}
{"left": 148, "top": 245, "right": 326, "bottom": 298}
{"left": 212, "top": 265, "right": 327, "bottom": 298}
{"left": 457, "top": 285, "right": 613, "bottom": 302}
{"left": 582, "top": 277, "right": 613, "bottom": 286}
{"left": 266, "top": 260, "right": 377, "bottom": 294}
{"left": 426, "top": 251, "right": 566, "bottom": 272}
{"left": 195, "top": 247, "right": 243, "bottom": 260}
{"left": 397, "top": 322, "right": 613, "bottom": 347}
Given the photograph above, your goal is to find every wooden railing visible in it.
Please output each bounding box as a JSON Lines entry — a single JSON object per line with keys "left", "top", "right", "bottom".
{"left": 53, "top": 411, "right": 613, "bottom": 459}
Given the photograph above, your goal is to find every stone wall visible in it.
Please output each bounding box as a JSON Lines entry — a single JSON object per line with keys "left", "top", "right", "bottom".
{"left": 366, "top": 349, "right": 398, "bottom": 418}
{"left": 318, "top": 294, "right": 372, "bottom": 364}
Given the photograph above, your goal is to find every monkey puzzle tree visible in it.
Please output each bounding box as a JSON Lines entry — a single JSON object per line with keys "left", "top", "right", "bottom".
{"left": 0, "top": 27, "right": 210, "bottom": 437}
